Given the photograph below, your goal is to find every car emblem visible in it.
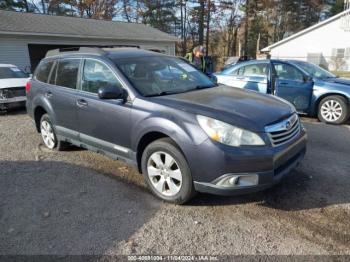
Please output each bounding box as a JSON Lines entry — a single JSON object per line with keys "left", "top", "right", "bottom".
{"left": 285, "top": 120, "right": 292, "bottom": 130}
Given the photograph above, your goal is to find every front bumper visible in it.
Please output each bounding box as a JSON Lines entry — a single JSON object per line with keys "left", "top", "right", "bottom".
{"left": 0, "top": 96, "right": 27, "bottom": 104}
{"left": 190, "top": 129, "right": 307, "bottom": 196}
{"left": 0, "top": 96, "right": 26, "bottom": 110}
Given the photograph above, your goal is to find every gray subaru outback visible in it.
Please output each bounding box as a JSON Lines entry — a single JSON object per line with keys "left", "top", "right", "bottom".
{"left": 26, "top": 47, "right": 307, "bottom": 204}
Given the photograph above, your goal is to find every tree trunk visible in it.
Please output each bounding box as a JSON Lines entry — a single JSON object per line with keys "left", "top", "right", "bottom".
{"left": 198, "top": 0, "right": 205, "bottom": 45}
{"left": 244, "top": 0, "right": 249, "bottom": 57}
{"left": 232, "top": 27, "right": 238, "bottom": 56}
{"left": 205, "top": 0, "right": 210, "bottom": 56}
{"left": 123, "top": 0, "right": 131, "bottom": 22}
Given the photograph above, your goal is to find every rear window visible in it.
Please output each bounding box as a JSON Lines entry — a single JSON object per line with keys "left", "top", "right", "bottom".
{"left": 0, "top": 67, "right": 28, "bottom": 79}
{"left": 55, "top": 59, "right": 80, "bottom": 89}
{"left": 35, "top": 60, "right": 54, "bottom": 83}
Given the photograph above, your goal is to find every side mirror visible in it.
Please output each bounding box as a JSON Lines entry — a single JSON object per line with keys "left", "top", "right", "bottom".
{"left": 303, "top": 75, "right": 312, "bottom": 82}
{"left": 98, "top": 86, "right": 127, "bottom": 101}
{"left": 210, "top": 75, "right": 218, "bottom": 84}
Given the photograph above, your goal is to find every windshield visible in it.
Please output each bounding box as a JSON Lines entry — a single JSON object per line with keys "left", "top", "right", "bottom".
{"left": 0, "top": 67, "right": 28, "bottom": 79}
{"left": 294, "top": 61, "right": 335, "bottom": 79}
{"left": 114, "top": 56, "right": 215, "bottom": 97}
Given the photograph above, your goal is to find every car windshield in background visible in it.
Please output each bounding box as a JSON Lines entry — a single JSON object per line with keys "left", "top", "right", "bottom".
{"left": 295, "top": 61, "right": 335, "bottom": 79}
{"left": 114, "top": 56, "right": 215, "bottom": 97}
{"left": 0, "top": 67, "right": 28, "bottom": 79}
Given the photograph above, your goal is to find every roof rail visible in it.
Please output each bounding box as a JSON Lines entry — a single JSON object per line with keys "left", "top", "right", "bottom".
{"left": 45, "top": 45, "right": 140, "bottom": 58}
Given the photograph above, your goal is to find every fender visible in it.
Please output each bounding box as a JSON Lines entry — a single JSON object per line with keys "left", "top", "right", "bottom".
{"left": 32, "top": 94, "right": 56, "bottom": 125}
{"left": 131, "top": 115, "right": 208, "bottom": 158}
{"left": 311, "top": 87, "right": 350, "bottom": 116}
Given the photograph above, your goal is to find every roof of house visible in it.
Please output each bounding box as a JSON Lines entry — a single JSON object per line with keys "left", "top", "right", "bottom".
{"left": 262, "top": 9, "right": 349, "bottom": 52}
{"left": 0, "top": 10, "right": 177, "bottom": 42}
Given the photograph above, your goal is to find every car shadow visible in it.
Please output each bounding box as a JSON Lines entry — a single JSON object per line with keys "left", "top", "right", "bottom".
{"left": 188, "top": 121, "right": 350, "bottom": 211}
{"left": 0, "top": 160, "right": 161, "bottom": 255}
{"left": 0, "top": 107, "right": 27, "bottom": 116}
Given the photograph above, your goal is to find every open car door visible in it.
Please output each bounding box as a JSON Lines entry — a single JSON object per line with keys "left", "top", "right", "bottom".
{"left": 272, "top": 62, "right": 313, "bottom": 113}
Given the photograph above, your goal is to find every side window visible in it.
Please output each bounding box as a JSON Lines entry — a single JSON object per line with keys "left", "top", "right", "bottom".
{"left": 242, "top": 64, "right": 268, "bottom": 77}
{"left": 35, "top": 60, "right": 53, "bottom": 83}
{"left": 229, "top": 67, "right": 243, "bottom": 76}
{"left": 274, "top": 63, "right": 304, "bottom": 81}
{"left": 56, "top": 59, "right": 80, "bottom": 89}
{"left": 82, "top": 59, "right": 122, "bottom": 94}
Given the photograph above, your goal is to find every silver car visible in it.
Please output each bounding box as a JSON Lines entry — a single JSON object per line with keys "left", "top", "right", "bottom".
{"left": 0, "top": 64, "right": 29, "bottom": 111}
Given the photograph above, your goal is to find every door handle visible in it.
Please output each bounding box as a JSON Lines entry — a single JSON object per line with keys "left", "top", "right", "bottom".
{"left": 45, "top": 92, "right": 53, "bottom": 98}
{"left": 76, "top": 99, "right": 88, "bottom": 107}
{"left": 279, "top": 82, "right": 289, "bottom": 85}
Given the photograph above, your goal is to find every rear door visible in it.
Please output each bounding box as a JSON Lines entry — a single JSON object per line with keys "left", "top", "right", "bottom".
{"left": 217, "top": 63, "right": 269, "bottom": 93}
{"left": 240, "top": 63, "right": 269, "bottom": 93}
{"left": 272, "top": 62, "right": 313, "bottom": 112}
{"left": 76, "top": 58, "right": 132, "bottom": 158}
{"left": 217, "top": 65, "right": 247, "bottom": 88}
{"left": 47, "top": 58, "right": 81, "bottom": 140}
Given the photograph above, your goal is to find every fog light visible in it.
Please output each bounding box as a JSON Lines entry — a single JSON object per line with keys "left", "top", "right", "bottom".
{"left": 214, "top": 174, "right": 259, "bottom": 188}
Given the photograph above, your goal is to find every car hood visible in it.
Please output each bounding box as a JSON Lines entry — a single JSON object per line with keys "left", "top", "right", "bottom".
{"left": 320, "top": 77, "right": 350, "bottom": 85}
{"left": 153, "top": 85, "right": 295, "bottom": 132}
{"left": 0, "top": 78, "right": 28, "bottom": 89}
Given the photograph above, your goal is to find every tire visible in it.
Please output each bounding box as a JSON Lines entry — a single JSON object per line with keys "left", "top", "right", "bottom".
{"left": 40, "top": 114, "right": 68, "bottom": 151}
{"left": 141, "top": 138, "right": 195, "bottom": 204}
{"left": 318, "top": 95, "right": 349, "bottom": 125}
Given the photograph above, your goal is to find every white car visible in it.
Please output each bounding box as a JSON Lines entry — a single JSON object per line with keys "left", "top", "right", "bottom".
{"left": 0, "top": 64, "right": 29, "bottom": 111}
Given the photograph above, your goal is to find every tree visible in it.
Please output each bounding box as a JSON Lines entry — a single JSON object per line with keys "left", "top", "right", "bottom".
{"left": 139, "top": 0, "right": 178, "bottom": 34}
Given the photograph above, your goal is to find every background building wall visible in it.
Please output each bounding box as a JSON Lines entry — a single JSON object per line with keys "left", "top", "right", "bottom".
{"left": 0, "top": 34, "right": 175, "bottom": 73}
{"left": 268, "top": 15, "right": 350, "bottom": 72}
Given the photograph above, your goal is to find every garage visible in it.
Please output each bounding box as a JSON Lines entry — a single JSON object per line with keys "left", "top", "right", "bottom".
{"left": 0, "top": 10, "right": 177, "bottom": 73}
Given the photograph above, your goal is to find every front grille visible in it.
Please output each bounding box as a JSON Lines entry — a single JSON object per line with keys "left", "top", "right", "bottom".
{"left": 265, "top": 114, "right": 300, "bottom": 147}
{"left": 1, "top": 87, "right": 26, "bottom": 98}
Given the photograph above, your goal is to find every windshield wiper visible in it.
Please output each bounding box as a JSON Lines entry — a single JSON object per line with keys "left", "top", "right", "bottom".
{"left": 144, "top": 90, "right": 184, "bottom": 97}
{"left": 193, "top": 84, "right": 217, "bottom": 90}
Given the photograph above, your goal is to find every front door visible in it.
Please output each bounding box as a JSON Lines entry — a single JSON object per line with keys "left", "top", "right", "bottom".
{"left": 272, "top": 62, "right": 313, "bottom": 112}
{"left": 76, "top": 58, "right": 132, "bottom": 158}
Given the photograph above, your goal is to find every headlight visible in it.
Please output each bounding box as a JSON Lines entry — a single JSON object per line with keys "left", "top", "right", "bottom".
{"left": 197, "top": 115, "right": 265, "bottom": 146}
{"left": 0, "top": 89, "right": 10, "bottom": 99}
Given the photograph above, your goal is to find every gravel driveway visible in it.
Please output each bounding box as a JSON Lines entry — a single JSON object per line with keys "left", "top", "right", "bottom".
{"left": 0, "top": 110, "right": 349, "bottom": 255}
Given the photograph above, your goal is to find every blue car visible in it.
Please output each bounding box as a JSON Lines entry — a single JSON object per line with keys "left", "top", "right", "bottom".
{"left": 215, "top": 60, "right": 350, "bottom": 124}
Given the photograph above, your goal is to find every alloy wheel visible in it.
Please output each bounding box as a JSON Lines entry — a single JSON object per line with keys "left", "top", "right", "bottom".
{"left": 147, "top": 151, "right": 182, "bottom": 197}
{"left": 41, "top": 120, "right": 56, "bottom": 149}
{"left": 320, "top": 100, "right": 343, "bottom": 122}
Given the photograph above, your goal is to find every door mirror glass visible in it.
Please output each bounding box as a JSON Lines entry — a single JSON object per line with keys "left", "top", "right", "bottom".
{"left": 210, "top": 75, "right": 218, "bottom": 84}
{"left": 98, "top": 85, "right": 127, "bottom": 100}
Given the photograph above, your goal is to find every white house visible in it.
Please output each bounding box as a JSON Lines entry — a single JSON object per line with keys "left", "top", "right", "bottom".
{"left": 0, "top": 10, "right": 177, "bottom": 73}
{"left": 262, "top": 9, "right": 350, "bottom": 72}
